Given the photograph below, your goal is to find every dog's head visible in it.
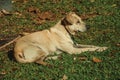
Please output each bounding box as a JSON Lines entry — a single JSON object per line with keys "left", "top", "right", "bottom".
{"left": 61, "top": 12, "right": 89, "bottom": 35}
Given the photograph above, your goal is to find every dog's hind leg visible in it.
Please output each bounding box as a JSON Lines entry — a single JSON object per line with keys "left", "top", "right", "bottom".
{"left": 45, "top": 50, "right": 62, "bottom": 60}
{"left": 35, "top": 52, "right": 48, "bottom": 66}
{"left": 36, "top": 57, "right": 48, "bottom": 66}
{"left": 75, "top": 44, "right": 99, "bottom": 48}
{"left": 46, "top": 56, "right": 59, "bottom": 60}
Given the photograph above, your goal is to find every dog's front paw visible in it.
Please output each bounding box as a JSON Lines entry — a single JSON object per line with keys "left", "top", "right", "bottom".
{"left": 96, "top": 47, "right": 108, "bottom": 52}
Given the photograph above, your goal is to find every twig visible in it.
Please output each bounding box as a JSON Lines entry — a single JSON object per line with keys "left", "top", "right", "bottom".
{"left": 0, "top": 36, "right": 21, "bottom": 50}
{"left": 0, "top": 32, "right": 30, "bottom": 50}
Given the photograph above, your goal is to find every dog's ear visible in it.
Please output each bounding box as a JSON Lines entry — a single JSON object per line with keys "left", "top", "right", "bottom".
{"left": 61, "top": 12, "right": 77, "bottom": 26}
{"left": 61, "top": 17, "right": 72, "bottom": 26}
{"left": 68, "top": 12, "right": 75, "bottom": 15}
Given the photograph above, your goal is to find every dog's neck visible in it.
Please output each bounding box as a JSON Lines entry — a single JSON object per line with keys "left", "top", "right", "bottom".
{"left": 50, "top": 21, "right": 72, "bottom": 37}
{"left": 49, "top": 21, "right": 74, "bottom": 44}
{"left": 55, "top": 21, "right": 72, "bottom": 35}
{"left": 63, "top": 24, "right": 72, "bottom": 36}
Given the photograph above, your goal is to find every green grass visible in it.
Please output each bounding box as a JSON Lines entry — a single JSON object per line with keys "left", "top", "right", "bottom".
{"left": 0, "top": 0, "right": 120, "bottom": 80}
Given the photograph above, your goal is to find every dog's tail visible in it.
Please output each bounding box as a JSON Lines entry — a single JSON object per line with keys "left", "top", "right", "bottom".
{"left": 14, "top": 51, "right": 30, "bottom": 63}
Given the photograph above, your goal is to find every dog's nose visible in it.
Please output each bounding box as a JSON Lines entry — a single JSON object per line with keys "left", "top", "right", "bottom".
{"left": 86, "top": 25, "right": 90, "bottom": 30}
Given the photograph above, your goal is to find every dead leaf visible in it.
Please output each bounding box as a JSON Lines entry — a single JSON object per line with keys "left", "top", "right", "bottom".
{"left": 34, "top": 11, "right": 55, "bottom": 24}
{"left": 93, "top": 57, "right": 102, "bottom": 63}
{"left": 0, "top": 11, "right": 4, "bottom": 17}
{"left": 61, "top": 74, "right": 68, "bottom": 80}
{"left": 116, "top": 43, "right": 120, "bottom": 47}
{"left": 12, "top": 67, "right": 19, "bottom": 71}
{"left": 14, "top": 11, "right": 22, "bottom": 16}
{"left": 1, "top": 9, "right": 11, "bottom": 15}
{"left": 0, "top": 71, "right": 7, "bottom": 75}
{"left": 80, "top": 13, "right": 99, "bottom": 20}
{"left": 109, "top": 50, "right": 117, "bottom": 58}
{"left": 37, "top": 11, "right": 54, "bottom": 20}
{"left": 23, "top": 0, "right": 28, "bottom": 3}
{"left": 79, "top": 57, "right": 87, "bottom": 61}
{"left": 34, "top": 17, "right": 46, "bottom": 25}
{"left": 27, "top": 6, "right": 56, "bottom": 24}
{"left": 28, "top": 7, "right": 40, "bottom": 13}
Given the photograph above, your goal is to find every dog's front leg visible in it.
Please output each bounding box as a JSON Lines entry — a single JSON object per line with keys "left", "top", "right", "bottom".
{"left": 75, "top": 44, "right": 108, "bottom": 52}
{"left": 71, "top": 47, "right": 106, "bottom": 54}
{"left": 74, "top": 44, "right": 107, "bottom": 48}
{"left": 71, "top": 47, "right": 107, "bottom": 54}
{"left": 60, "top": 44, "right": 107, "bottom": 54}
{"left": 74, "top": 44, "right": 98, "bottom": 48}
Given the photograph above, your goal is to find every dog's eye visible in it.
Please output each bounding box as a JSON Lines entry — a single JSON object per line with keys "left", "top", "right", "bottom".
{"left": 77, "top": 21, "right": 80, "bottom": 23}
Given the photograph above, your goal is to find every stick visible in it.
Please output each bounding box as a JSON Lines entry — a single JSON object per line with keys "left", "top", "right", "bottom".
{"left": 0, "top": 32, "right": 30, "bottom": 50}
{"left": 0, "top": 36, "right": 21, "bottom": 50}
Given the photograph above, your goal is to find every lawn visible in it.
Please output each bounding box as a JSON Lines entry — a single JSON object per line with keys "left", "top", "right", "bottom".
{"left": 0, "top": 0, "right": 120, "bottom": 80}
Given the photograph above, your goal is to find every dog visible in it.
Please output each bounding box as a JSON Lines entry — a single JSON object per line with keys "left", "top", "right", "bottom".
{"left": 14, "top": 12, "right": 107, "bottom": 65}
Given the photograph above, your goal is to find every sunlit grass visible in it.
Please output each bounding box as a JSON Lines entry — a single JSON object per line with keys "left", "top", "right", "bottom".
{"left": 0, "top": 0, "right": 120, "bottom": 80}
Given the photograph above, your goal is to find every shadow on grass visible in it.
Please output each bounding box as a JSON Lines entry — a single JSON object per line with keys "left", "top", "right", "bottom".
{"left": 7, "top": 50, "right": 16, "bottom": 62}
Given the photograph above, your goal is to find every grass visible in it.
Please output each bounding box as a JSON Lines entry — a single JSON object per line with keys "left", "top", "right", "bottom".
{"left": 0, "top": 0, "right": 120, "bottom": 80}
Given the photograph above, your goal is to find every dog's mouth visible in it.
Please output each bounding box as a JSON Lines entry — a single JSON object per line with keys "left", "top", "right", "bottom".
{"left": 78, "top": 25, "right": 90, "bottom": 32}
{"left": 73, "top": 30, "right": 81, "bottom": 35}
{"left": 75, "top": 30, "right": 81, "bottom": 33}
{"left": 77, "top": 28, "right": 87, "bottom": 33}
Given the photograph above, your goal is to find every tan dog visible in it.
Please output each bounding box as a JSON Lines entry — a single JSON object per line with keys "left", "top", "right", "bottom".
{"left": 14, "top": 12, "right": 107, "bottom": 65}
